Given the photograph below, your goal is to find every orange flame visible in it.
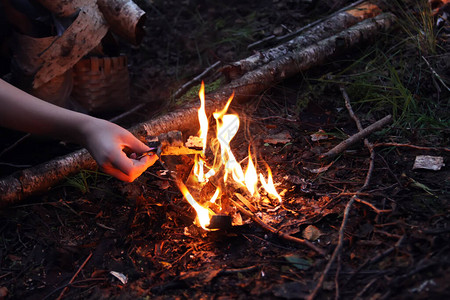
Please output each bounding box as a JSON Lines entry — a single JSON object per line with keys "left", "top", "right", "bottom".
{"left": 177, "top": 180, "right": 213, "bottom": 230}
{"left": 178, "top": 84, "right": 284, "bottom": 229}
{"left": 245, "top": 148, "right": 259, "bottom": 197}
{"left": 198, "top": 81, "right": 208, "bottom": 153}
{"left": 259, "top": 166, "right": 282, "bottom": 203}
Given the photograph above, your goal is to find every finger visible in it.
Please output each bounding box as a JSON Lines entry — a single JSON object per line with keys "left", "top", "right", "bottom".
{"left": 110, "top": 151, "right": 136, "bottom": 176}
{"left": 123, "top": 133, "right": 151, "bottom": 153}
{"left": 110, "top": 153, "right": 157, "bottom": 182}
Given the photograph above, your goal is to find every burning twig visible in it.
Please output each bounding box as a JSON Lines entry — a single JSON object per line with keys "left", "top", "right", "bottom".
{"left": 231, "top": 199, "right": 326, "bottom": 256}
{"left": 234, "top": 192, "right": 257, "bottom": 212}
{"left": 307, "top": 88, "right": 377, "bottom": 300}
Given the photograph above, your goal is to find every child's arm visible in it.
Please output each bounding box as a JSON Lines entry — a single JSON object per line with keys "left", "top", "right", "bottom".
{"left": 0, "top": 79, "right": 157, "bottom": 182}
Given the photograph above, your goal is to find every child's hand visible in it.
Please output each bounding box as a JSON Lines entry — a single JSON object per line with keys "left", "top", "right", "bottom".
{"left": 82, "top": 118, "right": 158, "bottom": 182}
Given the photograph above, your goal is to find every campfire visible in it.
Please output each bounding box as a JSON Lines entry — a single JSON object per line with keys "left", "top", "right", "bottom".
{"left": 177, "top": 82, "right": 282, "bottom": 230}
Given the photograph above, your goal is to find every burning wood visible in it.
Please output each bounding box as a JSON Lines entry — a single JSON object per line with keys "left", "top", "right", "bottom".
{"left": 176, "top": 82, "right": 284, "bottom": 231}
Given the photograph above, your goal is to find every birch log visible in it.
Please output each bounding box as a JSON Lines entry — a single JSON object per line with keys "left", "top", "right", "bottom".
{"left": 221, "top": 1, "right": 381, "bottom": 80}
{"left": 97, "top": 0, "right": 146, "bottom": 45}
{"left": 0, "top": 13, "right": 396, "bottom": 205}
{"left": 33, "top": 5, "right": 109, "bottom": 88}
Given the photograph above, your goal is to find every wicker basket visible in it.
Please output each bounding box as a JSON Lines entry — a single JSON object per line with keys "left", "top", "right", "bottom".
{"left": 71, "top": 55, "right": 130, "bottom": 113}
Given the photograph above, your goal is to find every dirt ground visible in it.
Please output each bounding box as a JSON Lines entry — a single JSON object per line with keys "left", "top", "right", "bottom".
{"left": 0, "top": 1, "right": 449, "bottom": 299}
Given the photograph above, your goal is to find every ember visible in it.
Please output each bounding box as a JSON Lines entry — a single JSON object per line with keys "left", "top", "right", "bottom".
{"left": 178, "top": 82, "right": 282, "bottom": 230}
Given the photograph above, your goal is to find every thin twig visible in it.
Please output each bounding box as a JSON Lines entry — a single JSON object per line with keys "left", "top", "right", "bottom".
{"left": 231, "top": 199, "right": 326, "bottom": 256}
{"left": 56, "top": 252, "right": 93, "bottom": 300}
{"left": 172, "top": 61, "right": 221, "bottom": 99}
{"left": 0, "top": 133, "right": 31, "bottom": 158}
{"left": 422, "top": 56, "right": 450, "bottom": 92}
{"left": 354, "top": 197, "right": 392, "bottom": 214}
{"left": 321, "top": 115, "right": 392, "bottom": 159}
{"left": 108, "top": 103, "right": 146, "bottom": 123}
{"left": 373, "top": 142, "right": 450, "bottom": 152}
{"left": 307, "top": 88, "right": 377, "bottom": 300}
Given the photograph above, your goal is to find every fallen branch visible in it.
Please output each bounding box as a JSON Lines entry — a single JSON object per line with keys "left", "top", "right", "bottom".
{"left": 247, "top": 0, "right": 367, "bottom": 50}
{"left": 173, "top": 61, "right": 221, "bottom": 99}
{"left": 0, "top": 13, "right": 396, "bottom": 205}
{"left": 320, "top": 114, "right": 392, "bottom": 159}
{"left": 231, "top": 199, "right": 326, "bottom": 256}
{"left": 373, "top": 142, "right": 450, "bottom": 152}
{"left": 56, "top": 252, "right": 93, "bottom": 300}
{"left": 307, "top": 88, "right": 376, "bottom": 300}
{"left": 224, "top": 1, "right": 382, "bottom": 80}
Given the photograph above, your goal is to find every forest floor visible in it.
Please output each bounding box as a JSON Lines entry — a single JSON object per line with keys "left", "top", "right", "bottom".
{"left": 0, "top": 0, "right": 449, "bottom": 299}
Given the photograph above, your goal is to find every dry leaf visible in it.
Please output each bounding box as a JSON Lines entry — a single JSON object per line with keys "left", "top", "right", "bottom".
{"left": 302, "top": 225, "right": 322, "bottom": 241}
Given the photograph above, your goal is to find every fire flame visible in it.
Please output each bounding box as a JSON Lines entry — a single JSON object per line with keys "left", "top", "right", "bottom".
{"left": 259, "top": 166, "right": 282, "bottom": 203}
{"left": 198, "top": 81, "right": 208, "bottom": 153}
{"left": 178, "top": 82, "right": 282, "bottom": 230}
{"left": 245, "top": 148, "right": 259, "bottom": 197}
{"left": 176, "top": 180, "right": 213, "bottom": 230}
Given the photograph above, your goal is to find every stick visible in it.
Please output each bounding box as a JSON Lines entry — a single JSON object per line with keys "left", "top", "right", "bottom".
{"left": 422, "top": 56, "right": 450, "bottom": 92}
{"left": 173, "top": 61, "right": 221, "bottom": 99}
{"left": 56, "top": 252, "right": 93, "bottom": 300}
{"left": 307, "top": 88, "right": 376, "bottom": 300}
{"left": 0, "top": 133, "right": 31, "bottom": 158}
{"left": 108, "top": 103, "right": 146, "bottom": 123}
{"left": 373, "top": 142, "right": 450, "bottom": 152}
{"left": 320, "top": 114, "right": 392, "bottom": 159}
{"left": 231, "top": 199, "right": 326, "bottom": 256}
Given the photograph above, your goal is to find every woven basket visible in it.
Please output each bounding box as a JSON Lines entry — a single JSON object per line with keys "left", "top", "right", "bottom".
{"left": 71, "top": 55, "right": 130, "bottom": 113}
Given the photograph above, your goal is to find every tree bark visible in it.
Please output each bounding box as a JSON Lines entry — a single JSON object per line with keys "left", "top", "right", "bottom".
{"left": 221, "top": 1, "right": 382, "bottom": 81}
{"left": 0, "top": 13, "right": 396, "bottom": 205}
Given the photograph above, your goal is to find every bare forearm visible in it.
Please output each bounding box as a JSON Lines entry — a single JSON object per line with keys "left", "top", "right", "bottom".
{"left": 0, "top": 79, "right": 94, "bottom": 144}
{"left": 0, "top": 79, "right": 157, "bottom": 182}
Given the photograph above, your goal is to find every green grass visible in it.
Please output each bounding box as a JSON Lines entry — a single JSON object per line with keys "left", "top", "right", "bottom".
{"left": 301, "top": 25, "right": 449, "bottom": 144}
{"left": 63, "top": 169, "right": 109, "bottom": 194}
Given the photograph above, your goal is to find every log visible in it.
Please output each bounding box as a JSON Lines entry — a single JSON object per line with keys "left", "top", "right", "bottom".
{"left": 33, "top": 5, "right": 109, "bottom": 88}
{"left": 0, "top": 13, "right": 396, "bottom": 205}
{"left": 221, "top": 1, "right": 381, "bottom": 81}
{"left": 35, "top": 0, "right": 90, "bottom": 17}
{"left": 97, "top": 0, "right": 146, "bottom": 45}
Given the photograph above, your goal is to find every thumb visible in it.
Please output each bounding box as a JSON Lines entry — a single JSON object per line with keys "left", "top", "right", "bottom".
{"left": 124, "top": 134, "right": 150, "bottom": 153}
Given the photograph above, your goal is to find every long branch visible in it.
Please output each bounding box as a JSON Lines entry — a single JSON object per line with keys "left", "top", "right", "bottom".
{"left": 231, "top": 199, "right": 326, "bottom": 256}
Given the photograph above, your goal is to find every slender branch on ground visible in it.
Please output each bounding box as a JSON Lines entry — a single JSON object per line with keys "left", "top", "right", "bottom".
{"left": 335, "top": 253, "right": 341, "bottom": 300}
{"left": 422, "top": 55, "right": 450, "bottom": 92}
{"left": 230, "top": 199, "right": 326, "bottom": 256}
{"left": 56, "top": 252, "right": 93, "bottom": 300}
{"left": 354, "top": 197, "right": 392, "bottom": 214}
{"left": 172, "top": 61, "right": 221, "bottom": 99}
{"left": 108, "top": 103, "right": 146, "bottom": 123}
{"left": 307, "top": 88, "right": 377, "bottom": 300}
{"left": 373, "top": 142, "right": 450, "bottom": 152}
{"left": 0, "top": 133, "right": 31, "bottom": 158}
{"left": 355, "top": 278, "right": 378, "bottom": 299}
{"left": 320, "top": 114, "right": 392, "bottom": 159}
